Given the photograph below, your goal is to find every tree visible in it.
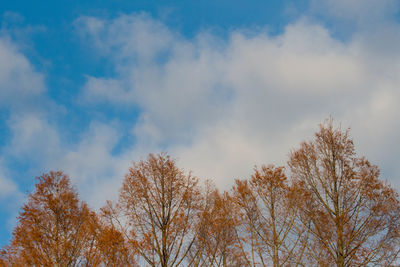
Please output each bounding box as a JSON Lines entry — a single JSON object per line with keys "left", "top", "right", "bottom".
{"left": 234, "top": 165, "right": 307, "bottom": 267}
{"left": 94, "top": 219, "right": 137, "bottom": 266}
{"left": 288, "top": 120, "right": 400, "bottom": 266}
{"left": 2, "top": 171, "right": 99, "bottom": 266}
{"left": 111, "top": 153, "right": 202, "bottom": 267}
{"left": 190, "top": 183, "right": 246, "bottom": 267}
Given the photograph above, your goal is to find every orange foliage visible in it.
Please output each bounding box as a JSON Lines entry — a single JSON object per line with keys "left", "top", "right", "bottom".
{"left": 1, "top": 120, "right": 400, "bottom": 267}
{"left": 234, "top": 165, "right": 307, "bottom": 267}
{"left": 190, "top": 183, "right": 247, "bottom": 266}
{"left": 94, "top": 223, "right": 137, "bottom": 266}
{"left": 2, "top": 171, "right": 99, "bottom": 266}
{"left": 112, "top": 153, "right": 202, "bottom": 267}
{"left": 288, "top": 119, "right": 400, "bottom": 266}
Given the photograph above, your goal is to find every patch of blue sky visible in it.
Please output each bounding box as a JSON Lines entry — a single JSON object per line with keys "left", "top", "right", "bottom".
{"left": 0, "top": 209, "right": 13, "bottom": 245}
{"left": 0, "top": 109, "right": 10, "bottom": 147}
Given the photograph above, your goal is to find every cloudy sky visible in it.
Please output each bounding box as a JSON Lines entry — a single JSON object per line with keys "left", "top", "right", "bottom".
{"left": 1, "top": 0, "right": 400, "bottom": 245}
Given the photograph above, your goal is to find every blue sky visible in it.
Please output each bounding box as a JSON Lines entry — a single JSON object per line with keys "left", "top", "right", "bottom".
{"left": 1, "top": 0, "right": 400, "bottom": 246}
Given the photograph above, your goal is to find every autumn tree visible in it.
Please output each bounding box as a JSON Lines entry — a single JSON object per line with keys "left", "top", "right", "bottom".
{"left": 189, "top": 183, "right": 247, "bottom": 267}
{"left": 288, "top": 120, "right": 400, "bottom": 266}
{"left": 0, "top": 244, "right": 25, "bottom": 266}
{"left": 233, "top": 165, "right": 307, "bottom": 267}
{"left": 2, "top": 171, "right": 99, "bottom": 266}
{"left": 108, "top": 153, "right": 202, "bottom": 267}
{"left": 93, "top": 214, "right": 137, "bottom": 266}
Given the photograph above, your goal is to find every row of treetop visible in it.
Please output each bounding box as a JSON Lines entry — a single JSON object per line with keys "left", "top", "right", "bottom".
{"left": 1, "top": 119, "right": 400, "bottom": 267}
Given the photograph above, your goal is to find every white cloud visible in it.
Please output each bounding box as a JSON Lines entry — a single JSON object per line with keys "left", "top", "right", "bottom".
{"left": 5, "top": 6, "right": 400, "bottom": 212}
{"left": 5, "top": 114, "right": 121, "bottom": 207}
{"left": 76, "top": 12, "right": 400, "bottom": 192}
{"left": 6, "top": 113, "right": 61, "bottom": 162}
{"left": 76, "top": 13, "right": 174, "bottom": 63}
{"left": 0, "top": 160, "right": 25, "bottom": 233}
{"left": 0, "top": 37, "right": 45, "bottom": 106}
{"left": 51, "top": 122, "right": 128, "bottom": 206}
{"left": 226, "top": 22, "right": 365, "bottom": 95}
{"left": 0, "top": 167, "right": 18, "bottom": 199}
{"left": 310, "top": 0, "right": 399, "bottom": 26}
{"left": 0, "top": 30, "right": 47, "bottom": 238}
{"left": 47, "top": 120, "right": 162, "bottom": 207}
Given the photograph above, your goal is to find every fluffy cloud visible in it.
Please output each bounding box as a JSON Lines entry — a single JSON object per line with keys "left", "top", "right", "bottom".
{"left": 4, "top": 0, "right": 400, "bottom": 213}
{"left": 0, "top": 160, "right": 24, "bottom": 233}
{"left": 0, "top": 37, "right": 45, "bottom": 106}
{"left": 0, "top": 165, "right": 18, "bottom": 199}
{"left": 76, "top": 12, "right": 400, "bottom": 190}
{"left": 6, "top": 114, "right": 60, "bottom": 161}
{"left": 51, "top": 122, "right": 130, "bottom": 206}
{"left": 0, "top": 32, "right": 45, "bottom": 214}
{"left": 310, "top": 0, "right": 399, "bottom": 24}
{"left": 6, "top": 112, "right": 161, "bottom": 207}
